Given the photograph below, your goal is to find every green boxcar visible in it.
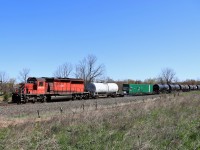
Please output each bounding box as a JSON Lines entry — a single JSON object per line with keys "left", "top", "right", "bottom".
{"left": 123, "top": 84, "right": 153, "bottom": 95}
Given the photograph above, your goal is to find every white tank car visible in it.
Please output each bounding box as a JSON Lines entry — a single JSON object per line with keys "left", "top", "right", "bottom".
{"left": 86, "top": 83, "right": 119, "bottom": 98}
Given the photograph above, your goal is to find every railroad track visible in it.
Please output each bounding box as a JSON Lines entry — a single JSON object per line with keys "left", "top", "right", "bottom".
{"left": 0, "top": 93, "right": 182, "bottom": 118}
{"left": 0, "top": 94, "right": 164, "bottom": 107}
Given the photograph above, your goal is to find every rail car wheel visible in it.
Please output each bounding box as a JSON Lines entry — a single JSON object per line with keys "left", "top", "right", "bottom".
{"left": 111, "top": 94, "right": 116, "bottom": 98}
{"left": 84, "top": 95, "right": 89, "bottom": 100}
{"left": 94, "top": 95, "right": 99, "bottom": 99}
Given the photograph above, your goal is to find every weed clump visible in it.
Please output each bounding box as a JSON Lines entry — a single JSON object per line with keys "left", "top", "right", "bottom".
{"left": 3, "top": 93, "right": 10, "bottom": 101}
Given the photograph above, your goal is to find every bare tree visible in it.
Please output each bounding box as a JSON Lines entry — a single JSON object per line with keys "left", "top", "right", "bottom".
{"left": 0, "top": 71, "right": 9, "bottom": 94}
{"left": 0, "top": 71, "right": 9, "bottom": 83}
{"left": 144, "top": 78, "right": 157, "bottom": 84}
{"left": 97, "top": 76, "right": 115, "bottom": 83}
{"left": 7, "top": 78, "right": 16, "bottom": 93}
{"left": 19, "top": 68, "right": 30, "bottom": 83}
{"left": 182, "top": 79, "right": 197, "bottom": 85}
{"left": 53, "top": 62, "right": 73, "bottom": 78}
{"left": 75, "top": 55, "right": 105, "bottom": 87}
{"left": 158, "top": 68, "right": 176, "bottom": 84}
{"left": 104, "top": 77, "right": 115, "bottom": 82}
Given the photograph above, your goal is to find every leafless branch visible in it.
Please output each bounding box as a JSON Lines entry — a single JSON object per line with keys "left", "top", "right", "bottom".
{"left": 54, "top": 62, "right": 73, "bottom": 78}
{"left": 0, "top": 71, "right": 9, "bottom": 83}
{"left": 158, "top": 68, "right": 176, "bottom": 84}
{"left": 19, "top": 68, "right": 30, "bottom": 83}
{"left": 75, "top": 55, "right": 105, "bottom": 87}
{"left": 0, "top": 71, "right": 10, "bottom": 94}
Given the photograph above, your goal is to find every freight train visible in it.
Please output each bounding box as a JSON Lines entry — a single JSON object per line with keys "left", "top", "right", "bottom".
{"left": 12, "top": 77, "right": 200, "bottom": 104}
{"left": 12, "top": 77, "right": 122, "bottom": 104}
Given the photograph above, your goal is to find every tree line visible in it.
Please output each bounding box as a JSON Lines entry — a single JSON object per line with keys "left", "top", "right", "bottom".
{"left": 0, "top": 55, "right": 104, "bottom": 95}
{"left": 0, "top": 55, "right": 200, "bottom": 96}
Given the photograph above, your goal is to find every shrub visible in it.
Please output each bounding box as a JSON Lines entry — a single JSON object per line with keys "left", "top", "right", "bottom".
{"left": 3, "top": 93, "right": 10, "bottom": 101}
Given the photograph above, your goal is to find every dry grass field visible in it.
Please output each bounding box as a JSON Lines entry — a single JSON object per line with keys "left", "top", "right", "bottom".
{"left": 0, "top": 92, "right": 200, "bottom": 149}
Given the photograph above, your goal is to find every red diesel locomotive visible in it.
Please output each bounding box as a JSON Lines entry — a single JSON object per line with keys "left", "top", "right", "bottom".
{"left": 12, "top": 77, "right": 89, "bottom": 103}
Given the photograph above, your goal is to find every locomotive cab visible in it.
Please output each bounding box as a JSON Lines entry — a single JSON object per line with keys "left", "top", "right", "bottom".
{"left": 26, "top": 77, "right": 46, "bottom": 95}
{"left": 12, "top": 78, "right": 47, "bottom": 103}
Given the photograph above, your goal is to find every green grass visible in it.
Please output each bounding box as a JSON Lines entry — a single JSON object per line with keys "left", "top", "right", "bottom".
{"left": 1, "top": 93, "right": 200, "bottom": 149}
{"left": 57, "top": 124, "right": 129, "bottom": 150}
{"left": 0, "top": 128, "right": 10, "bottom": 150}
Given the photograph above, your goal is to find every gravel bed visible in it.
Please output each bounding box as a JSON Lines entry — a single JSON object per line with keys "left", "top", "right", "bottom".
{"left": 0, "top": 94, "right": 162, "bottom": 118}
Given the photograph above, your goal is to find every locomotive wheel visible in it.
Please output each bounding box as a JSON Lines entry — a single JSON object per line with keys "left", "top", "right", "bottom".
{"left": 72, "top": 95, "right": 76, "bottom": 101}
{"left": 77, "top": 95, "right": 82, "bottom": 100}
{"left": 112, "top": 94, "right": 116, "bottom": 98}
{"left": 84, "top": 95, "right": 89, "bottom": 100}
{"left": 46, "top": 96, "right": 51, "bottom": 102}
{"left": 32, "top": 97, "right": 37, "bottom": 103}
{"left": 40, "top": 96, "right": 46, "bottom": 103}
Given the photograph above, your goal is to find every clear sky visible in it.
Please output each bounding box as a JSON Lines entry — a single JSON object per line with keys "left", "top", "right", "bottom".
{"left": 0, "top": 0, "right": 200, "bottom": 82}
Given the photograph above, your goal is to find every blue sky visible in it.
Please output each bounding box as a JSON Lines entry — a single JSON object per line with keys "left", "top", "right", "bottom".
{"left": 0, "top": 0, "right": 200, "bottom": 81}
